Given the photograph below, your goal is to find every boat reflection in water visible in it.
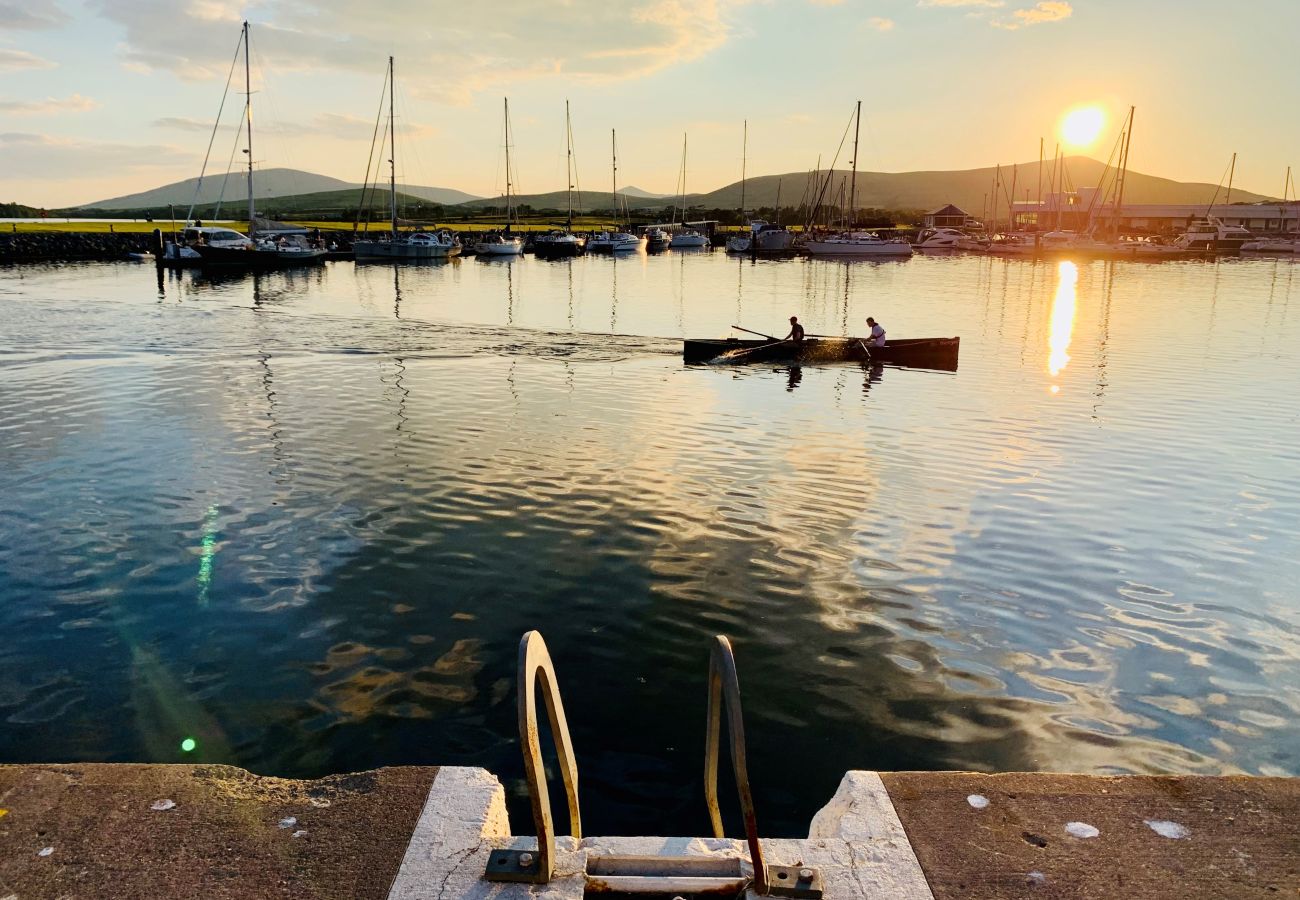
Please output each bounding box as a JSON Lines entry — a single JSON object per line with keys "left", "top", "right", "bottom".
{"left": 1048, "top": 260, "right": 1078, "bottom": 389}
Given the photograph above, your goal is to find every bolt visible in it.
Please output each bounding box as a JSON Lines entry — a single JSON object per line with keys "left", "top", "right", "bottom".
{"left": 800, "top": 868, "right": 814, "bottom": 880}
{"left": 519, "top": 852, "right": 534, "bottom": 868}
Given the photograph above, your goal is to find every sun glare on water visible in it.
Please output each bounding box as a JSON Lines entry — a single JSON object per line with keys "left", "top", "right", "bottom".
{"left": 1060, "top": 106, "right": 1105, "bottom": 148}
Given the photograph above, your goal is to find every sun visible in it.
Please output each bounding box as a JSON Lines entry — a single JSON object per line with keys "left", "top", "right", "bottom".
{"left": 1060, "top": 106, "right": 1105, "bottom": 148}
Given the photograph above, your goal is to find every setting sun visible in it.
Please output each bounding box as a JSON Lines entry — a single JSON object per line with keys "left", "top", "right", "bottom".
{"left": 1060, "top": 106, "right": 1105, "bottom": 148}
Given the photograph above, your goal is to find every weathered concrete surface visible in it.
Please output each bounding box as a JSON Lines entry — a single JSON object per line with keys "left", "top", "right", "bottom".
{"left": 0, "top": 763, "right": 438, "bottom": 899}
{"left": 882, "top": 771, "right": 1300, "bottom": 899}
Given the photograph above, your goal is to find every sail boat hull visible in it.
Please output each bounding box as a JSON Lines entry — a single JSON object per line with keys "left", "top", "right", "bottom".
{"left": 353, "top": 233, "right": 461, "bottom": 260}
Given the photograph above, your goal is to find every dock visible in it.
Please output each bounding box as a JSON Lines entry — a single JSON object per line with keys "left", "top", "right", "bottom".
{"left": 1, "top": 762, "right": 1295, "bottom": 898}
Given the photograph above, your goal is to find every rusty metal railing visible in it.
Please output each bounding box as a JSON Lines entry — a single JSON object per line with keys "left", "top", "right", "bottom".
{"left": 483, "top": 630, "right": 581, "bottom": 884}
{"left": 704, "top": 634, "right": 769, "bottom": 895}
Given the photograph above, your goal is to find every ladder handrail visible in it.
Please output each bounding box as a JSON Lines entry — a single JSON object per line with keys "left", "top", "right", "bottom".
{"left": 517, "top": 630, "right": 582, "bottom": 881}
{"left": 703, "top": 634, "right": 768, "bottom": 894}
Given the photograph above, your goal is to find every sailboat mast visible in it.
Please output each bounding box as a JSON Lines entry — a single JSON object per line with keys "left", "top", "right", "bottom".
{"left": 849, "top": 100, "right": 861, "bottom": 228}
{"left": 1225, "top": 151, "right": 1237, "bottom": 208}
{"left": 1113, "top": 106, "right": 1135, "bottom": 237}
{"left": 739, "top": 120, "right": 747, "bottom": 222}
{"left": 243, "top": 21, "right": 254, "bottom": 232}
{"left": 504, "top": 97, "right": 514, "bottom": 227}
{"left": 611, "top": 129, "right": 618, "bottom": 227}
{"left": 1036, "top": 137, "right": 1043, "bottom": 228}
{"left": 388, "top": 56, "right": 397, "bottom": 237}
{"left": 565, "top": 100, "right": 573, "bottom": 229}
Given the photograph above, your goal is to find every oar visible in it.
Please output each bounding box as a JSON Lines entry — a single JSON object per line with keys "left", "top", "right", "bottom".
{"left": 714, "top": 338, "right": 792, "bottom": 363}
{"left": 731, "top": 324, "right": 780, "bottom": 341}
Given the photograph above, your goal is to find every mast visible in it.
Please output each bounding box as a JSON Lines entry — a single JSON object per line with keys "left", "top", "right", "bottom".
{"left": 739, "top": 120, "right": 747, "bottom": 223}
{"left": 1113, "top": 106, "right": 1135, "bottom": 237}
{"left": 565, "top": 100, "right": 573, "bottom": 230}
{"left": 677, "top": 133, "right": 688, "bottom": 226}
{"left": 774, "top": 178, "right": 782, "bottom": 225}
{"left": 1036, "top": 137, "right": 1043, "bottom": 229}
{"left": 1224, "top": 151, "right": 1237, "bottom": 209}
{"left": 611, "top": 129, "right": 618, "bottom": 228}
{"left": 388, "top": 56, "right": 397, "bottom": 237}
{"left": 503, "top": 97, "right": 514, "bottom": 229}
{"left": 243, "top": 21, "right": 254, "bottom": 233}
{"left": 849, "top": 100, "right": 861, "bottom": 229}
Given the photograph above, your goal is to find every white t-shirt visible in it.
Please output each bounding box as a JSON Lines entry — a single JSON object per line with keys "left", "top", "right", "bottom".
{"left": 869, "top": 323, "right": 886, "bottom": 346}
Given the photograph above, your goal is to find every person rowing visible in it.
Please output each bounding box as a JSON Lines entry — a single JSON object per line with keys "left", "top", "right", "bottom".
{"left": 865, "top": 317, "right": 886, "bottom": 347}
{"left": 785, "top": 316, "right": 805, "bottom": 343}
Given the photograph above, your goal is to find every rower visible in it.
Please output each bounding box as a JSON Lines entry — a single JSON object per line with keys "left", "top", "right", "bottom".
{"left": 865, "top": 317, "right": 886, "bottom": 347}
{"left": 785, "top": 316, "right": 806, "bottom": 343}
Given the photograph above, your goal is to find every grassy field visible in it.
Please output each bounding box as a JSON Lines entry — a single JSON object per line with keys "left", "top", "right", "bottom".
{"left": 7, "top": 218, "right": 806, "bottom": 235}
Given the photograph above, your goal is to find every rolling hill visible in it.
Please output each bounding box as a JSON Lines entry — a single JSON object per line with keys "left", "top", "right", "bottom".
{"left": 81, "top": 168, "right": 481, "bottom": 211}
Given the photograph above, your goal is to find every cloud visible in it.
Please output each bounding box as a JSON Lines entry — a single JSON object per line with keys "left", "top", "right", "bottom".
{"left": 993, "top": 0, "right": 1072, "bottom": 28}
{"left": 0, "top": 132, "right": 194, "bottom": 180}
{"left": 0, "top": 94, "right": 98, "bottom": 115}
{"left": 867, "top": 16, "right": 896, "bottom": 30}
{"left": 87, "top": 0, "right": 748, "bottom": 93}
{"left": 918, "top": 0, "right": 1005, "bottom": 7}
{"left": 0, "top": 48, "right": 57, "bottom": 70}
{"left": 0, "top": 2, "right": 70, "bottom": 29}
{"left": 154, "top": 116, "right": 229, "bottom": 133}
{"left": 154, "top": 112, "right": 430, "bottom": 141}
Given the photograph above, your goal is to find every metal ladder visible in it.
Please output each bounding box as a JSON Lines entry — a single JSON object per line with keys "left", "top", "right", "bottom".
{"left": 483, "top": 631, "right": 823, "bottom": 898}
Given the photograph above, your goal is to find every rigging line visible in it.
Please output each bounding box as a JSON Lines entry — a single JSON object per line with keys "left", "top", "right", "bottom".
{"left": 568, "top": 105, "right": 582, "bottom": 216}
{"left": 394, "top": 81, "right": 430, "bottom": 220}
{"left": 807, "top": 104, "right": 857, "bottom": 230}
{"left": 247, "top": 31, "right": 300, "bottom": 210}
{"left": 1204, "top": 157, "right": 1233, "bottom": 217}
{"left": 213, "top": 105, "right": 247, "bottom": 220}
{"left": 186, "top": 31, "right": 245, "bottom": 224}
{"left": 356, "top": 63, "right": 389, "bottom": 233}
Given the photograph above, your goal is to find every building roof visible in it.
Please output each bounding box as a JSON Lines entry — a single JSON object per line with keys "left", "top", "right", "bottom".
{"left": 927, "top": 204, "right": 968, "bottom": 217}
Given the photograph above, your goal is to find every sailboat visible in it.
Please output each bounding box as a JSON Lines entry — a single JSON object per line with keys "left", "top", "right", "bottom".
{"left": 533, "top": 101, "right": 585, "bottom": 258}
{"left": 475, "top": 98, "right": 525, "bottom": 257}
{"left": 190, "top": 22, "right": 327, "bottom": 268}
{"left": 1172, "top": 152, "right": 1253, "bottom": 253}
{"left": 1243, "top": 167, "right": 1300, "bottom": 253}
{"left": 587, "top": 130, "right": 642, "bottom": 253}
{"left": 353, "top": 57, "right": 461, "bottom": 261}
{"left": 669, "top": 134, "right": 708, "bottom": 248}
{"left": 803, "top": 101, "right": 912, "bottom": 258}
{"left": 726, "top": 121, "right": 795, "bottom": 255}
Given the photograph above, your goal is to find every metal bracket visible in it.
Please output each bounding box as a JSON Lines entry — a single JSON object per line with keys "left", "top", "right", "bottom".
{"left": 484, "top": 631, "right": 582, "bottom": 884}
{"left": 705, "top": 635, "right": 823, "bottom": 898}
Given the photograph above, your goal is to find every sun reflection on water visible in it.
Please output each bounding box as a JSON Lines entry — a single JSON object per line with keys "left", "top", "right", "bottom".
{"left": 1048, "top": 260, "right": 1078, "bottom": 381}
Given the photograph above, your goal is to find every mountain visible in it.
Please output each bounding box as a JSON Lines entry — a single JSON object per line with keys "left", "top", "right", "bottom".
{"left": 619, "top": 185, "right": 672, "bottom": 199}
{"left": 687, "top": 157, "right": 1274, "bottom": 215}
{"left": 80, "top": 168, "right": 481, "bottom": 210}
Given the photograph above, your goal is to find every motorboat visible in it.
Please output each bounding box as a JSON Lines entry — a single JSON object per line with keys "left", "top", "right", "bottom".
{"left": 354, "top": 229, "right": 461, "bottom": 260}
{"left": 587, "top": 231, "right": 642, "bottom": 253}
{"left": 1241, "top": 235, "right": 1300, "bottom": 253}
{"left": 474, "top": 232, "right": 524, "bottom": 256}
{"left": 1172, "top": 218, "right": 1253, "bottom": 253}
{"left": 913, "top": 227, "right": 968, "bottom": 250}
{"left": 803, "top": 231, "right": 914, "bottom": 257}
{"left": 160, "top": 225, "right": 251, "bottom": 267}
{"left": 532, "top": 230, "right": 584, "bottom": 258}
{"left": 644, "top": 227, "right": 671, "bottom": 252}
{"left": 669, "top": 228, "right": 709, "bottom": 249}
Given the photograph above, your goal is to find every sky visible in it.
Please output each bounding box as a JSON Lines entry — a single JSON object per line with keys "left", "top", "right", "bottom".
{"left": 2, "top": 0, "right": 1297, "bottom": 207}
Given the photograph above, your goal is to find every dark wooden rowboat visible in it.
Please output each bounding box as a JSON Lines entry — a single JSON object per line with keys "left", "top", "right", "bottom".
{"left": 683, "top": 336, "right": 960, "bottom": 371}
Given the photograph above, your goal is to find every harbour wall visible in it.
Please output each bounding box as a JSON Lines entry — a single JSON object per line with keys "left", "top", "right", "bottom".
{"left": 0, "top": 230, "right": 157, "bottom": 261}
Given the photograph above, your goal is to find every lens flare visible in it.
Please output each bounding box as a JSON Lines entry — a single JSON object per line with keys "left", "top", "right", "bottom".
{"left": 180, "top": 737, "right": 197, "bottom": 753}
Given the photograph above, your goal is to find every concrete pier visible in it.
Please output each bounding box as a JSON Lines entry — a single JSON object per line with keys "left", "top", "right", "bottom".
{"left": 1, "top": 764, "right": 1296, "bottom": 898}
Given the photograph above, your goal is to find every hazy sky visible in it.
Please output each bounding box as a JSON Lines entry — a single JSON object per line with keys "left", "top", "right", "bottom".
{"left": 2, "top": 0, "right": 1296, "bottom": 207}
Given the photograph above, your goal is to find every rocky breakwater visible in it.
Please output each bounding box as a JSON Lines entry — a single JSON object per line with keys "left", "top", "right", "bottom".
{"left": 0, "top": 230, "right": 158, "bottom": 261}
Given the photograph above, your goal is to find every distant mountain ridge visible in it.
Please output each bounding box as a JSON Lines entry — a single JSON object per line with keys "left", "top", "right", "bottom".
{"left": 80, "top": 168, "right": 481, "bottom": 210}
{"left": 73, "top": 158, "right": 1274, "bottom": 216}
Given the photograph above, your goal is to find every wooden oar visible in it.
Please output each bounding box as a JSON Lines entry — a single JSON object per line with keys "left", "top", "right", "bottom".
{"left": 731, "top": 324, "right": 780, "bottom": 341}
{"left": 715, "top": 338, "right": 792, "bottom": 363}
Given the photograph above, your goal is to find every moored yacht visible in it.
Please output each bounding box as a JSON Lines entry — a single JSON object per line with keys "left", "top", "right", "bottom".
{"left": 1172, "top": 217, "right": 1253, "bottom": 252}
{"left": 587, "top": 231, "right": 641, "bottom": 253}
{"left": 474, "top": 231, "right": 524, "bottom": 257}
{"left": 913, "top": 227, "right": 968, "bottom": 250}
{"left": 669, "top": 227, "right": 709, "bottom": 249}
{"left": 643, "top": 227, "right": 671, "bottom": 251}
{"left": 533, "top": 230, "right": 584, "bottom": 258}
{"left": 1241, "top": 235, "right": 1300, "bottom": 253}
{"left": 804, "top": 231, "right": 914, "bottom": 257}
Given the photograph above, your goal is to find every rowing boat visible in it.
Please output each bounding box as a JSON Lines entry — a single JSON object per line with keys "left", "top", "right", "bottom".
{"left": 683, "top": 336, "right": 960, "bottom": 371}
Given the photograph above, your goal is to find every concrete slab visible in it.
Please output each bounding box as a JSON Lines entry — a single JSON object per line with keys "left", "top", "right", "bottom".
{"left": 881, "top": 771, "right": 1300, "bottom": 899}
{"left": 0, "top": 763, "right": 439, "bottom": 899}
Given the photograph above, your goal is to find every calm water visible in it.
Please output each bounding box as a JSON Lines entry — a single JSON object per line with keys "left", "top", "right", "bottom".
{"left": 2, "top": 251, "right": 1298, "bottom": 837}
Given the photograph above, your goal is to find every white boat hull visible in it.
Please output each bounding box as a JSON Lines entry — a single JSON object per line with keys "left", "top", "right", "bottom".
{"left": 354, "top": 239, "right": 460, "bottom": 260}
{"left": 474, "top": 240, "right": 524, "bottom": 256}
{"left": 804, "top": 239, "right": 913, "bottom": 257}
{"left": 669, "top": 233, "right": 709, "bottom": 248}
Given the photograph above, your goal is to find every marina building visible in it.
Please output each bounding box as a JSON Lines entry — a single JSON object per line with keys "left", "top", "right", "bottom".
{"left": 1011, "top": 189, "right": 1300, "bottom": 234}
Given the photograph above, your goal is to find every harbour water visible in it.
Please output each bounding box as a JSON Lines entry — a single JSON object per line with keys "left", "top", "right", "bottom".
{"left": 1, "top": 251, "right": 1298, "bottom": 837}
